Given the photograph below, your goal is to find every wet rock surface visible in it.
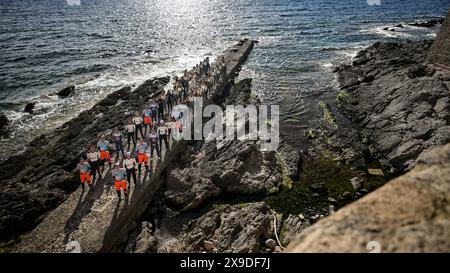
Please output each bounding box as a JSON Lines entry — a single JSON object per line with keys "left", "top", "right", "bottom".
{"left": 286, "top": 142, "right": 450, "bottom": 253}
{"left": 0, "top": 77, "right": 169, "bottom": 242}
{"left": 320, "top": 40, "right": 450, "bottom": 173}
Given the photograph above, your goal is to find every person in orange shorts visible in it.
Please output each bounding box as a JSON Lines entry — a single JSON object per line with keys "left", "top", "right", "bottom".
{"left": 136, "top": 138, "right": 149, "bottom": 175}
{"left": 76, "top": 158, "right": 92, "bottom": 190}
{"left": 97, "top": 134, "right": 112, "bottom": 169}
{"left": 112, "top": 163, "right": 128, "bottom": 199}
{"left": 142, "top": 107, "right": 153, "bottom": 137}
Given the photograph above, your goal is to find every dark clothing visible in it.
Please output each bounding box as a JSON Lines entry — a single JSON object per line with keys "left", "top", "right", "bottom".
{"left": 159, "top": 134, "right": 169, "bottom": 151}
{"left": 125, "top": 167, "right": 137, "bottom": 185}
{"left": 127, "top": 132, "right": 135, "bottom": 150}
{"left": 113, "top": 133, "right": 125, "bottom": 157}
{"left": 135, "top": 124, "right": 144, "bottom": 140}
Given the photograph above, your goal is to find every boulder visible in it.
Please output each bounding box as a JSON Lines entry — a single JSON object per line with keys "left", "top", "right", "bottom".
{"left": 181, "top": 202, "right": 274, "bottom": 253}
{"left": 24, "top": 102, "right": 35, "bottom": 114}
{"left": 0, "top": 113, "right": 8, "bottom": 130}
{"left": 57, "top": 85, "right": 75, "bottom": 98}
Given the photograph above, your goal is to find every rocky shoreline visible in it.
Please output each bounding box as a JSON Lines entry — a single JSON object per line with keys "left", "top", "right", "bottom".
{"left": 315, "top": 40, "right": 450, "bottom": 174}
{"left": 0, "top": 77, "right": 168, "bottom": 245}
{"left": 2, "top": 32, "right": 449, "bottom": 252}
{"left": 122, "top": 37, "right": 450, "bottom": 253}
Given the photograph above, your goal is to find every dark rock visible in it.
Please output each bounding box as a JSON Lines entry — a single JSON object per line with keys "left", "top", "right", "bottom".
{"left": 181, "top": 202, "right": 274, "bottom": 253}
{"left": 408, "top": 18, "right": 444, "bottom": 28}
{"left": 406, "top": 64, "right": 435, "bottom": 79}
{"left": 0, "top": 114, "right": 8, "bottom": 131}
{"left": 395, "top": 24, "right": 403, "bottom": 28}
{"left": 57, "top": 85, "right": 75, "bottom": 98}
{"left": 24, "top": 102, "right": 35, "bottom": 114}
{"left": 327, "top": 40, "right": 450, "bottom": 173}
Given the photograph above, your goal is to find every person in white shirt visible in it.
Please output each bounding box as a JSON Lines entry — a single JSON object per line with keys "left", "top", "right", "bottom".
{"left": 125, "top": 119, "right": 136, "bottom": 151}
{"left": 123, "top": 152, "right": 137, "bottom": 187}
{"left": 132, "top": 111, "right": 144, "bottom": 140}
{"left": 158, "top": 120, "right": 170, "bottom": 151}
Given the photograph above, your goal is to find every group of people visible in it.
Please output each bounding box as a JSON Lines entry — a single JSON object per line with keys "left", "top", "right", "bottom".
{"left": 75, "top": 56, "right": 228, "bottom": 199}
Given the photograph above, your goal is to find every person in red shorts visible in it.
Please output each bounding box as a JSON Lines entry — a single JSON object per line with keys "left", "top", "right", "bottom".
{"left": 76, "top": 157, "right": 92, "bottom": 190}
{"left": 142, "top": 107, "right": 153, "bottom": 137}
{"left": 112, "top": 163, "right": 128, "bottom": 199}
{"left": 97, "top": 134, "right": 112, "bottom": 170}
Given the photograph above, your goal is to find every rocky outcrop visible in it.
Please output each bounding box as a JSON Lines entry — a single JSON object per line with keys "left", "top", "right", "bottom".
{"left": 57, "top": 85, "right": 75, "bottom": 98}
{"left": 164, "top": 79, "right": 292, "bottom": 211}
{"left": 0, "top": 77, "right": 169, "bottom": 243}
{"left": 180, "top": 202, "right": 276, "bottom": 253}
{"left": 124, "top": 222, "right": 157, "bottom": 253}
{"left": 324, "top": 40, "right": 450, "bottom": 173}
{"left": 24, "top": 102, "right": 35, "bottom": 114}
{"left": 428, "top": 10, "right": 450, "bottom": 69}
{"left": 408, "top": 17, "right": 444, "bottom": 28}
{"left": 286, "top": 142, "right": 450, "bottom": 253}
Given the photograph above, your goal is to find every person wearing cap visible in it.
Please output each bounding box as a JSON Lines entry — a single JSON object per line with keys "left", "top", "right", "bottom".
{"left": 76, "top": 158, "right": 92, "bottom": 190}
{"left": 123, "top": 152, "right": 138, "bottom": 186}
{"left": 112, "top": 163, "right": 128, "bottom": 198}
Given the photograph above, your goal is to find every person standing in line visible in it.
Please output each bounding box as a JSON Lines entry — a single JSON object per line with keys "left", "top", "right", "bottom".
{"left": 123, "top": 152, "right": 138, "bottom": 187}
{"left": 166, "top": 90, "right": 174, "bottom": 112}
{"left": 142, "top": 106, "right": 153, "bottom": 137}
{"left": 76, "top": 157, "right": 92, "bottom": 190}
{"left": 112, "top": 163, "right": 128, "bottom": 199}
{"left": 125, "top": 119, "right": 136, "bottom": 151}
{"left": 166, "top": 118, "right": 174, "bottom": 141}
{"left": 132, "top": 111, "right": 144, "bottom": 140}
{"left": 149, "top": 128, "right": 160, "bottom": 160}
{"left": 113, "top": 127, "right": 125, "bottom": 159}
{"left": 97, "top": 134, "right": 112, "bottom": 170}
{"left": 157, "top": 97, "right": 165, "bottom": 121}
{"left": 136, "top": 138, "right": 149, "bottom": 175}
{"left": 149, "top": 101, "right": 159, "bottom": 124}
{"left": 86, "top": 146, "right": 102, "bottom": 182}
{"left": 158, "top": 120, "right": 169, "bottom": 151}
